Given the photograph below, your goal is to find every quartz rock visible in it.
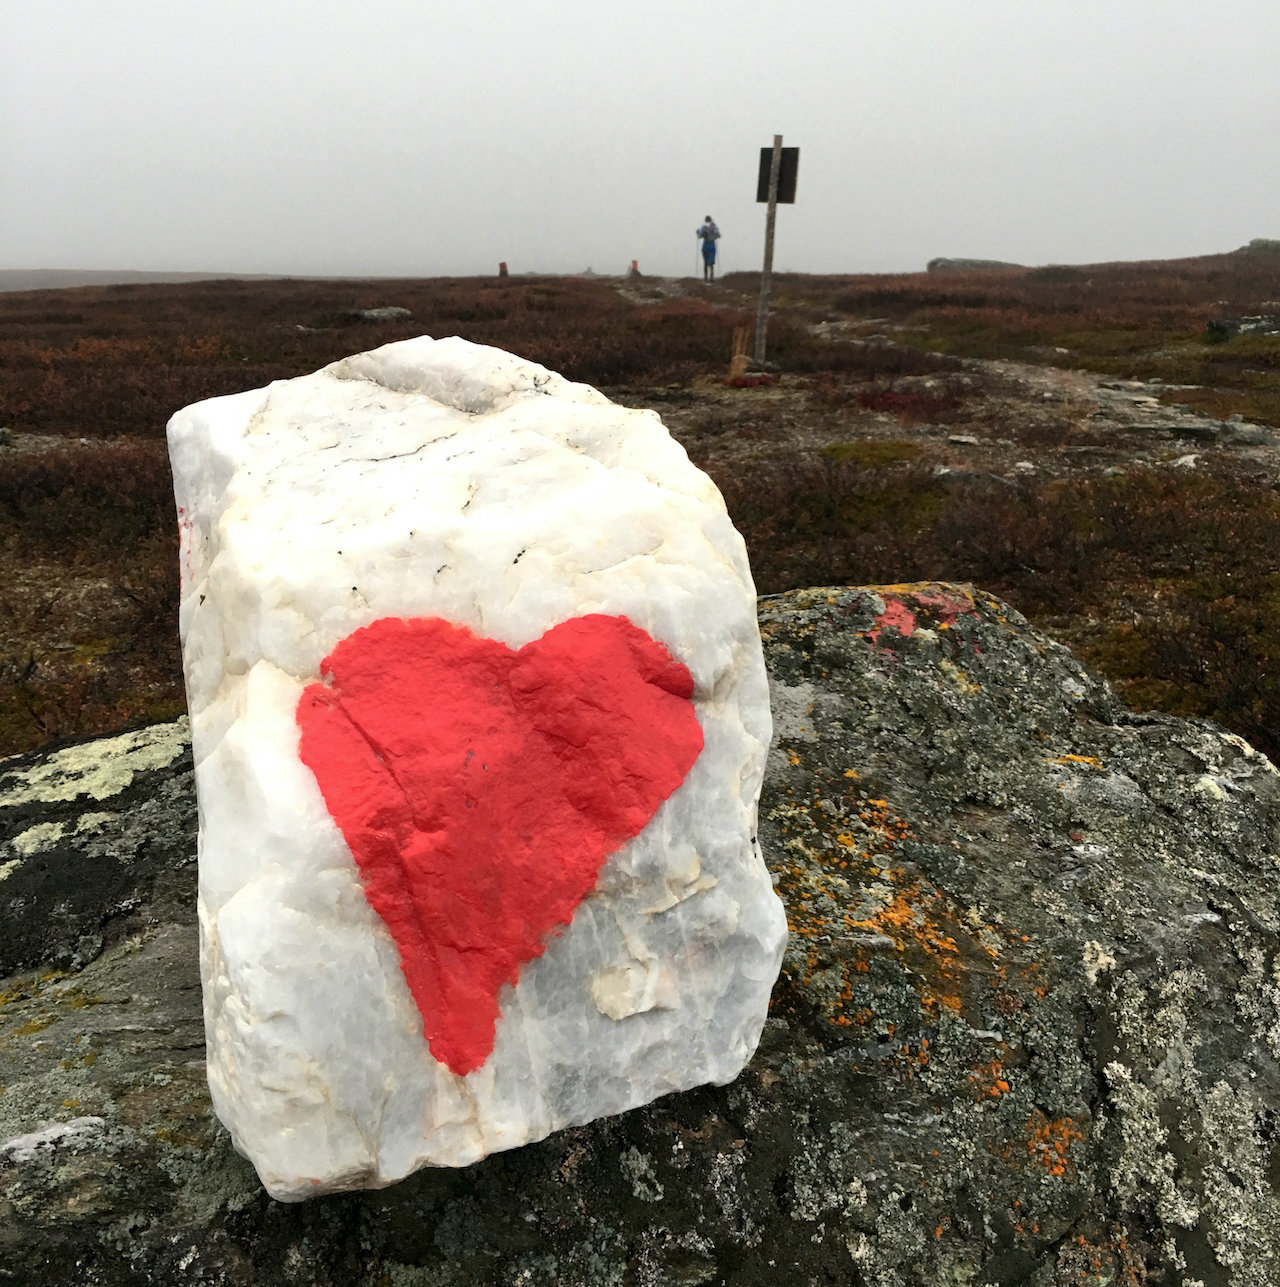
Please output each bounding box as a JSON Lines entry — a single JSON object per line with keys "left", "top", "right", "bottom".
{"left": 167, "top": 336, "right": 786, "bottom": 1200}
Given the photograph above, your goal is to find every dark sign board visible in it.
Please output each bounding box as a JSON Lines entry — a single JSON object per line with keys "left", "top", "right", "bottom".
{"left": 756, "top": 147, "right": 799, "bottom": 203}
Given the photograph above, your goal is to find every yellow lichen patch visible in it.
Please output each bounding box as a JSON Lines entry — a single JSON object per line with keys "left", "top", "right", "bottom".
{"left": 1, "top": 718, "right": 188, "bottom": 807}
{"left": 152, "top": 1123, "right": 212, "bottom": 1150}
{"left": 14, "top": 1015, "right": 55, "bottom": 1038}
{"left": 51, "top": 986, "right": 107, "bottom": 1010}
{"left": 0, "top": 982, "right": 31, "bottom": 1009}
{"left": 868, "top": 582, "right": 978, "bottom": 610}
{"left": 1052, "top": 754, "right": 1104, "bottom": 769}
{"left": 939, "top": 658, "right": 981, "bottom": 695}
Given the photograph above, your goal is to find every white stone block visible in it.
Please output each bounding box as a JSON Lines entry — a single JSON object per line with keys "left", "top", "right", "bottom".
{"left": 168, "top": 335, "right": 786, "bottom": 1200}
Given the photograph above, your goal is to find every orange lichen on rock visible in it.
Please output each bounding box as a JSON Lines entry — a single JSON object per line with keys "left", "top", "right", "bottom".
{"left": 843, "top": 869, "right": 993, "bottom": 1018}
{"left": 769, "top": 771, "right": 1029, "bottom": 1037}
{"left": 857, "top": 799, "right": 913, "bottom": 845}
{"left": 1053, "top": 1227, "right": 1146, "bottom": 1286}
{"left": 1025, "top": 1112, "right": 1084, "bottom": 1178}
{"left": 967, "top": 1058, "right": 1013, "bottom": 1101}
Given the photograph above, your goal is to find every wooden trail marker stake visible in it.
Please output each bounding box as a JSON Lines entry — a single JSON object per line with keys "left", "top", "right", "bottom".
{"left": 753, "top": 135, "right": 799, "bottom": 365}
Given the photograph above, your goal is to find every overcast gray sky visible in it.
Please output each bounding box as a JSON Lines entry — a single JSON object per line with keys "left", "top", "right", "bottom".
{"left": 3, "top": 0, "right": 1277, "bottom": 279}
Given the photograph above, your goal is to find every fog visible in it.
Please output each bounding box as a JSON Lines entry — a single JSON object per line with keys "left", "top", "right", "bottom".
{"left": 3, "top": 0, "right": 1277, "bottom": 279}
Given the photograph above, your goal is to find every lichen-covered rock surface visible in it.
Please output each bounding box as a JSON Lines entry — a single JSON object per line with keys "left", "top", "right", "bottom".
{"left": 5, "top": 583, "right": 1280, "bottom": 1285}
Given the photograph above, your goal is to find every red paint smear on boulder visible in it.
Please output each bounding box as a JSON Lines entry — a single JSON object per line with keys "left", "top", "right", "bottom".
{"left": 910, "top": 588, "right": 976, "bottom": 625}
{"left": 869, "top": 588, "right": 978, "bottom": 646}
{"left": 296, "top": 614, "right": 703, "bottom": 1076}
{"left": 869, "top": 598, "right": 917, "bottom": 644}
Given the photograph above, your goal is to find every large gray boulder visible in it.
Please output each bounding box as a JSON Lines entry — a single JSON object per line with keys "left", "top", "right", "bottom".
{"left": 1206, "top": 315, "right": 1280, "bottom": 342}
{"left": 3, "top": 584, "right": 1280, "bottom": 1286}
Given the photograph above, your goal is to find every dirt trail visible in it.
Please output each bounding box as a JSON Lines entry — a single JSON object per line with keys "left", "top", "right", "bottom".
{"left": 606, "top": 276, "right": 1280, "bottom": 484}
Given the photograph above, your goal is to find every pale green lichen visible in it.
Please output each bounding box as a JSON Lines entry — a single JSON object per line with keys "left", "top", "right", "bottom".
{"left": 1235, "top": 943, "right": 1280, "bottom": 1059}
{"left": 1199, "top": 1080, "right": 1280, "bottom": 1286}
{"left": 619, "top": 1146, "right": 664, "bottom": 1203}
{"left": 1105, "top": 1060, "right": 1200, "bottom": 1227}
{"left": 0, "top": 716, "right": 189, "bottom": 806}
{"left": 10, "top": 822, "right": 66, "bottom": 856}
{"left": 75, "top": 811, "right": 119, "bottom": 835}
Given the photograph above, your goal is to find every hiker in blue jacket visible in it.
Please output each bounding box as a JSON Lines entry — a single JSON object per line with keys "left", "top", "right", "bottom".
{"left": 697, "top": 216, "right": 720, "bottom": 282}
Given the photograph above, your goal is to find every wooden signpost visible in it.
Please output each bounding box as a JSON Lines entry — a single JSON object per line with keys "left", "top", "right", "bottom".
{"left": 753, "top": 135, "right": 799, "bottom": 365}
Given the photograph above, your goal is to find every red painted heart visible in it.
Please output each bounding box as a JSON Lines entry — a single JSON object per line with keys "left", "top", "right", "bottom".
{"left": 296, "top": 614, "right": 703, "bottom": 1076}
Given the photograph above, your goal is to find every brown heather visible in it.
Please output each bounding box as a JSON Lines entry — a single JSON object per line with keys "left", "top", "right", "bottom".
{"left": 1, "top": 254, "right": 1279, "bottom": 757}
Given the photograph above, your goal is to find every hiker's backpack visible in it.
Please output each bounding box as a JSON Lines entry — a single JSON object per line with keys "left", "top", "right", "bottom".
{"left": 704, "top": 221, "right": 719, "bottom": 242}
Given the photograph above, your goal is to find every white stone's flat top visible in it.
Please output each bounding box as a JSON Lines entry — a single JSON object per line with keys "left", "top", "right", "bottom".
{"left": 171, "top": 336, "right": 744, "bottom": 726}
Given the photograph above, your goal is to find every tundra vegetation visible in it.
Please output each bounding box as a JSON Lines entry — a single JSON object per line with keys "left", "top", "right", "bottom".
{"left": 0, "top": 246, "right": 1278, "bottom": 758}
